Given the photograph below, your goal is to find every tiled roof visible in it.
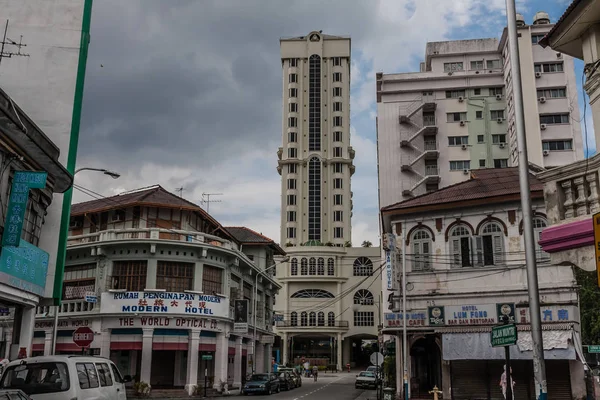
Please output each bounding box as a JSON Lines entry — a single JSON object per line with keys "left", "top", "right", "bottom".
{"left": 539, "top": 0, "right": 583, "bottom": 47}
{"left": 381, "top": 168, "right": 543, "bottom": 212}
{"left": 225, "top": 227, "right": 286, "bottom": 255}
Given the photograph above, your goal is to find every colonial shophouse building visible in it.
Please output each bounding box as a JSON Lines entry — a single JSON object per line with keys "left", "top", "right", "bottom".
{"left": 1, "top": 185, "right": 284, "bottom": 395}
{"left": 380, "top": 168, "right": 586, "bottom": 400}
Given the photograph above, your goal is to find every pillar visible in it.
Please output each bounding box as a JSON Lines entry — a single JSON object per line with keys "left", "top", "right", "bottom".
{"left": 264, "top": 343, "right": 272, "bottom": 372}
{"left": 282, "top": 333, "right": 288, "bottom": 365}
{"left": 233, "top": 337, "right": 243, "bottom": 389}
{"left": 213, "top": 332, "right": 229, "bottom": 390}
{"left": 336, "top": 333, "right": 342, "bottom": 371}
{"left": 16, "top": 307, "right": 35, "bottom": 359}
{"left": 44, "top": 331, "right": 52, "bottom": 356}
{"left": 396, "top": 334, "right": 402, "bottom": 398}
{"left": 569, "top": 360, "right": 586, "bottom": 400}
{"left": 145, "top": 259, "right": 157, "bottom": 289}
{"left": 193, "top": 261, "right": 204, "bottom": 292}
{"left": 441, "top": 360, "right": 451, "bottom": 399}
{"left": 185, "top": 330, "right": 200, "bottom": 395}
{"left": 256, "top": 342, "right": 265, "bottom": 373}
{"left": 4, "top": 330, "right": 11, "bottom": 360}
{"left": 100, "top": 329, "right": 111, "bottom": 358}
{"left": 140, "top": 328, "right": 154, "bottom": 384}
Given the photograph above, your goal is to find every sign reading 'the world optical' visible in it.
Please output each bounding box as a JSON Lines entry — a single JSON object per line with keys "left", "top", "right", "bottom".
{"left": 100, "top": 292, "right": 229, "bottom": 318}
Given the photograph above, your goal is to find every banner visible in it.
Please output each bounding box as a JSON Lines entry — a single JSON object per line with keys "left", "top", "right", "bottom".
{"left": 233, "top": 299, "right": 249, "bottom": 333}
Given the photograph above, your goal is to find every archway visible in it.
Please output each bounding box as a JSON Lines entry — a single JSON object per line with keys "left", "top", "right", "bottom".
{"left": 410, "top": 336, "right": 442, "bottom": 397}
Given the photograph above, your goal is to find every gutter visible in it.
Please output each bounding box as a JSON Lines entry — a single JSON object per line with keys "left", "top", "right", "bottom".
{"left": 52, "top": 0, "right": 93, "bottom": 304}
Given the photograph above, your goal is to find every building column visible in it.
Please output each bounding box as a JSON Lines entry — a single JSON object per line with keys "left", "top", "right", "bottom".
{"left": 43, "top": 331, "right": 52, "bottom": 356}
{"left": 441, "top": 360, "right": 451, "bottom": 399}
{"left": 264, "top": 343, "right": 272, "bottom": 372}
{"left": 4, "top": 330, "right": 11, "bottom": 360}
{"left": 233, "top": 337, "right": 243, "bottom": 390}
{"left": 336, "top": 333, "right": 342, "bottom": 371}
{"left": 185, "top": 330, "right": 200, "bottom": 396}
{"left": 282, "top": 333, "right": 288, "bottom": 365}
{"left": 193, "top": 261, "right": 204, "bottom": 292}
{"left": 17, "top": 307, "right": 35, "bottom": 359}
{"left": 213, "top": 332, "right": 229, "bottom": 390}
{"left": 140, "top": 328, "right": 154, "bottom": 384}
{"left": 145, "top": 259, "right": 157, "bottom": 289}
{"left": 100, "top": 329, "right": 111, "bottom": 358}
{"left": 256, "top": 342, "right": 265, "bottom": 373}
{"left": 582, "top": 25, "right": 600, "bottom": 149}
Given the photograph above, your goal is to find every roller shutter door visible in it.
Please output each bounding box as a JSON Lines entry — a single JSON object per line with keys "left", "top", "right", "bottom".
{"left": 451, "top": 360, "right": 489, "bottom": 400}
{"left": 546, "top": 360, "right": 571, "bottom": 400}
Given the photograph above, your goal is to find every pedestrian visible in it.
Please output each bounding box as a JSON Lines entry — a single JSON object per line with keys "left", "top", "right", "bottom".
{"left": 312, "top": 365, "right": 318, "bottom": 382}
{"left": 500, "top": 365, "right": 515, "bottom": 400}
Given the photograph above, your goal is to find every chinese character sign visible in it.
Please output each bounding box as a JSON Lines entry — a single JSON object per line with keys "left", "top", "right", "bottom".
{"left": 2, "top": 171, "right": 47, "bottom": 247}
{"left": 0, "top": 239, "right": 49, "bottom": 295}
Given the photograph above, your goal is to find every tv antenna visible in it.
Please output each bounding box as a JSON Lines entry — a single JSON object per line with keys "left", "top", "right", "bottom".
{"left": 201, "top": 192, "right": 223, "bottom": 214}
{"left": 175, "top": 187, "right": 185, "bottom": 198}
{"left": 0, "top": 20, "right": 29, "bottom": 68}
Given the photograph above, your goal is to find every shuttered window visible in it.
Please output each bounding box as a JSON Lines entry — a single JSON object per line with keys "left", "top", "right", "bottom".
{"left": 412, "top": 229, "right": 432, "bottom": 271}
{"left": 450, "top": 225, "right": 472, "bottom": 267}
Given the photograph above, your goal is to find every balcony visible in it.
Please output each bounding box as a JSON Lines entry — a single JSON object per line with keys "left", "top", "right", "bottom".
{"left": 425, "top": 165, "right": 440, "bottom": 176}
{"left": 275, "top": 320, "right": 349, "bottom": 329}
{"left": 537, "top": 154, "right": 600, "bottom": 267}
{"left": 424, "top": 140, "right": 437, "bottom": 151}
{"left": 35, "top": 299, "right": 97, "bottom": 318}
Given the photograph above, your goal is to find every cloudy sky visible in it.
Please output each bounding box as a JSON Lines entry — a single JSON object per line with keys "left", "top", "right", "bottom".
{"left": 73, "top": 0, "right": 594, "bottom": 246}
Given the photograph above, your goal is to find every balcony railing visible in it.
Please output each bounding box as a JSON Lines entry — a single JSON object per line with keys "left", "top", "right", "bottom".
{"left": 276, "top": 320, "right": 349, "bottom": 328}
{"left": 424, "top": 141, "right": 437, "bottom": 151}
{"left": 425, "top": 165, "right": 439, "bottom": 176}
{"left": 36, "top": 300, "right": 97, "bottom": 317}
{"left": 423, "top": 115, "right": 436, "bottom": 126}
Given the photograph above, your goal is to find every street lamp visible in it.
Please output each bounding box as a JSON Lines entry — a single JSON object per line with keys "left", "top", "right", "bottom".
{"left": 51, "top": 166, "right": 121, "bottom": 355}
{"left": 252, "top": 257, "right": 289, "bottom": 373}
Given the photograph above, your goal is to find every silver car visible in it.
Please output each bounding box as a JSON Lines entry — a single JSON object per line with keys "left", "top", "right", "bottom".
{"left": 355, "top": 371, "right": 377, "bottom": 389}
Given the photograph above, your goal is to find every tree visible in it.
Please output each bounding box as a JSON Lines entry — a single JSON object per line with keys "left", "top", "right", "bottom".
{"left": 574, "top": 267, "right": 600, "bottom": 344}
{"left": 362, "top": 240, "right": 373, "bottom": 247}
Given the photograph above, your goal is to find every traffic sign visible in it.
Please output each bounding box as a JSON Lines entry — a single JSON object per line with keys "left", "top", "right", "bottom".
{"left": 594, "top": 212, "right": 600, "bottom": 287}
{"left": 491, "top": 324, "right": 517, "bottom": 347}
{"left": 588, "top": 345, "right": 600, "bottom": 353}
{"left": 370, "top": 351, "right": 384, "bottom": 366}
{"left": 73, "top": 327, "right": 94, "bottom": 348}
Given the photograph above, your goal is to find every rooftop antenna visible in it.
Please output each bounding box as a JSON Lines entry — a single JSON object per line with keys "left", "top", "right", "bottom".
{"left": 201, "top": 192, "right": 223, "bottom": 214}
{"left": 175, "top": 187, "right": 185, "bottom": 198}
{"left": 0, "top": 20, "right": 29, "bottom": 68}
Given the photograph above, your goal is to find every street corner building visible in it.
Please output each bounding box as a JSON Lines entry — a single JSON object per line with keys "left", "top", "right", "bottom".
{"left": 380, "top": 167, "right": 586, "bottom": 400}
{"left": 0, "top": 185, "right": 284, "bottom": 395}
{"left": 275, "top": 31, "right": 381, "bottom": 370}
{"left": 0, "top": 87, "right": 73, "bottom": 359}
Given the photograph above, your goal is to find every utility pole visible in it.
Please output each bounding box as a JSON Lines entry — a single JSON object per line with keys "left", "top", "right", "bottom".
{"left": 505, "top": 1, "right": 547, "bottom": 399}
{"left": 202, "top": 192, "right": 223, "bottom": 214}
{"left": 401, "top": 227, "right": 408, "bottom": 400}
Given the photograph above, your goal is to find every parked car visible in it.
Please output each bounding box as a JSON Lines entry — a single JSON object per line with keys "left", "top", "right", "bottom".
{"left": 243, "top": 373, "right": 280, "bottom": 395}
{"left": 278, "top": 372, "right": 295, "bottom": 391}
{"left": 277, "top": 368, "right": 302, "bottom": 388}
{"left": 355, "top": 371, "right": 377, "bottom": 389}
{"left": 0, "top": 355, "right": 131, "bottom": 400}
{"left": 366, "top": 365, "right": 382, "bottom": 380}
{"left": 0, "top": 389, "right": 31, "bottom": 399}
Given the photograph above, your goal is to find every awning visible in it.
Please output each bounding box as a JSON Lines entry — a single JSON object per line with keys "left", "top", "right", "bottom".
{"left": 442, "top": 330, "right": 576, "bottom": 360}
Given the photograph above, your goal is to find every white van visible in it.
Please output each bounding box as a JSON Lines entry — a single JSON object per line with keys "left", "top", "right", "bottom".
{"left": 0, "top": 355, "right": 131, "bottom": 400}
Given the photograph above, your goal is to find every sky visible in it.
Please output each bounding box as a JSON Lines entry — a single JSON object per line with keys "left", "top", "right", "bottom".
{"left": 73, "top": 0, "right": 594, "bottom": 247}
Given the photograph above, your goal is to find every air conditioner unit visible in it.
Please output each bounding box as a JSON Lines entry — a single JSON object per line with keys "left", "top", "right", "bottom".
{"left": 540, "top": 123, "right": 547, "bottom": 130}
{"left": 499, "top": 142, "right": 506, "bottom": 149}
{"left": 543, "top": 150, "right": 550, "bottom": 156}
{"left": 535, "top": 72, "right": 542, "bottom": 78}
{"left": 460, "top": 120, "right": 466, "bottom": 126}
{"left": 463, "top": 169, "right": 470, "bottom": 175}
{"left": 497, "top": 118, "right": 504, "bottom": 123}
{"left": 461, "top": 144, "right": 468, "bottom": 150}
{"left": 539, "top": 97, "right": 546, "bottom": 103}
{"left": 458, "top": 96, "right": 464, "bottom": 102}
{"left": 496, "top": 94, "right": 502, "bottom": 100}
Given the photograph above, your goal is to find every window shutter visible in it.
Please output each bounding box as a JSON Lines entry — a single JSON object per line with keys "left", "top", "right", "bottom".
{"left": 451, "top": 239, "right": 461, "bottom": 267}
{"left": 422, "top": 241, "right": 431, "bottom": 270}
{"left": 493, "top": 235, "right": 504, "bottom": 265}
{"left": 473, "top": 236, "right": 484, "bottom": 266}
{"left": 413, "top": 242, "right": 421, "bottom": 271}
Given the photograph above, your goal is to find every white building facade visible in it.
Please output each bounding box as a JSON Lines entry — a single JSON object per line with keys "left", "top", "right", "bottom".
{"left": 380, "top": 168, "right": 585, "bottom": 400}
{"left": 274, "top": 32, "right": 380, "bottom": 370}
{"left": 376, "top": 12, "right": 583, "bottom": 206}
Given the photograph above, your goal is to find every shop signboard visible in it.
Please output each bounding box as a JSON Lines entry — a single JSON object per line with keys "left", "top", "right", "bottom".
{"left": 428, "top": 306, "right": 445, "bottom": 326}
{"left": 384, "top": 311, "right": 428, "bottom": 328}
{"left": 0, "top": 239, "right": 49, "bottom": 295}
{"left": 445, "top": 304, "right": 497, "bottom": 325}
{"left": 100, "top": 291, "right": 229, "bottom": 318}
{"left": 2, "top": 171, "right": 47, "bottom": 247}
{"left": 496, "top": 303, "right": 516, "bottom": 323}
{"left": 386, "top": 251, "right": 394, "bottom": 290}
{"left": 515, "top": 304, "right": 577, "bottom": 324}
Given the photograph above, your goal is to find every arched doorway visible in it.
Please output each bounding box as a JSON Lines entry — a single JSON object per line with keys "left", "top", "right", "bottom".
{"left": 410, "top": 336, "right": 442, "bottom": 397}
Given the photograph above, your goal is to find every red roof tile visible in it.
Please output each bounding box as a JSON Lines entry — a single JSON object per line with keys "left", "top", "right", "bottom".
{"left": 225, "top": 226, "right": 286, "bottom": 255}
{"left": 381, "top": 168, "right": 543, "bottom": 212}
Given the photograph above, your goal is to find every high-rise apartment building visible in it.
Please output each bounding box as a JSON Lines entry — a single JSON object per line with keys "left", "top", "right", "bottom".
{"left": 274, "top": 32, "right": 380, "bottom": 370}
{"left": 376, "top": 12, "right": 584, "bottom": 207}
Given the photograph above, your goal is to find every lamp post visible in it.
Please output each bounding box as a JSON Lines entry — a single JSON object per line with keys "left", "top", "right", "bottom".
{"left": 51, "top": 167, "right": 120, "bottom": 355}
{"left": 252, "top": 257, "right": 289, "bottom": 373}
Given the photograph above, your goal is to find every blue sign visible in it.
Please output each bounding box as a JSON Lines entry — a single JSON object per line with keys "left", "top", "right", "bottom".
{"left": 0, "top": 239, "right": 49, "bottom": 296}
{"left": 85, "top": 293, "right": 97, "bottom": 303}
{"left": 2, "top": 171, "right": 47, "bottom": 247}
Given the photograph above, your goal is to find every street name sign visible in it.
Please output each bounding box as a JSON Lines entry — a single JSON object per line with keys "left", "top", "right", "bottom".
{"left": 491, "top": 324, "right": 517, "bottom": 347}
{"left": 588, "top": 345, "right": 600, "bottom": 353}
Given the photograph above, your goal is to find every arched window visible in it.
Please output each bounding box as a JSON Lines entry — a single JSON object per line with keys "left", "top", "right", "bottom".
{"left": 533, "top": 217, "right": 549, "bottom": 262}
{"left": 308, "top": 157, "right": 321, "bottom": 241}
{"left": 354, "top": 289, "right": 374, "bottom": 305}
{"left": 327, "top": 258, "right": 335, "bottom": 275}
{"left": 450, "top": 225, "right": 472, "bottom": 267}
{"left": 309, "top": 55, "right": 321, "bottom": 152}
{"left": 291, "top": 258, "right": 298, "bottom": 275}
{"left": 353, "top": 257, "right": 373, "bottom": 276}
{"left": 412, "top": 229, "right": 432, "bottom": 271}
{"left": 301, "top": 312, "right": 307, "bottom": 326}
{"left": 317, "top": 258, "right": 325, "bottom": 275}
{"left": 478, "top": 222, "right": 504, "bottom": 266}
{"left": 309, "top": 257, "right": 316, "bottom": 275}
{"left": 290, "top": 289, "right": 335, "bottom": 298}
{"left": 328, "top": 312, "right": 335, "bottom": 326}
{"left": 318, "top": 312, "right": 325, "bottom": 326}
{"left": 301, "top": 258, "right": 308, "bottom": 275}
{"left": 309, "top": 312, "right": 316, "bottom": 326}
{"left": 291, "top": 312, "right": 298, "bottom": 326}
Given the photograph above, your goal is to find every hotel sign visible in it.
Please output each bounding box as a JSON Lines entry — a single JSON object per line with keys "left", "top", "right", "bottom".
{"left": 446, "top": 304, "right": 497, "bottom": 325}
{"left": 384, "top": 311, "right": 428, "bottom": 328}
{"left": 100, "top": 292, "right": 229, "bottom": 318}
